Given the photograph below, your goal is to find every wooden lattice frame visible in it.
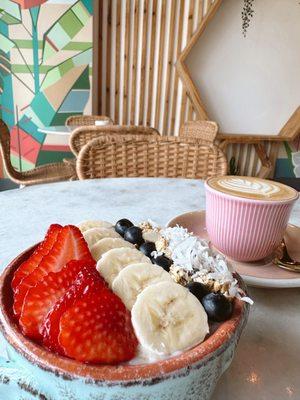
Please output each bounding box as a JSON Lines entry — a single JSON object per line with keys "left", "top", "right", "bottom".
{"left": 176, "top": 0, "right": 300, "bottom": 140}
{"left": 176, "top": 0, "right": 300, "bottom": 177}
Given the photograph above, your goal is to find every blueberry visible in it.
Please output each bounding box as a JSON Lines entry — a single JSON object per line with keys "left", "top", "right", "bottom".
{"left": 115, "top": 219, "right": 133, "bottom": 237}
{"left": 187, "top": 282, "right": 210, "bottom": 302}
{"left": 201, "top": 293, "right": 233, "bottom": 322}
{"left": 139, "top": 242, "right": 156, "bottom": 258}
{"left": 124, "top": 226, "right": 144, "bottom": 245}
{"left": 153, "top": 255, "right": 173, "bottom": 272}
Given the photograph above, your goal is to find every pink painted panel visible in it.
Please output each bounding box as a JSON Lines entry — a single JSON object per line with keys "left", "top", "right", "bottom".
{"left": 10, "top": 126, "right": 41, "bottom": 164}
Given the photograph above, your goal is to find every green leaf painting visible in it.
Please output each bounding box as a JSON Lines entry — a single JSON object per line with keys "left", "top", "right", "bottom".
{"left": 0, "top": 0, "right": 21, "bottom": 25}
{"left": 40, "top": 48, "right": 92, "bottom": 91}
{"left": 42, "top": 1, "right": 92, "bottom": 62}
{"left": 0, "top": 0, "right": 93, "bottom": 174}
{"left": 0, "top": 32, "right": 16, "bottom": 53}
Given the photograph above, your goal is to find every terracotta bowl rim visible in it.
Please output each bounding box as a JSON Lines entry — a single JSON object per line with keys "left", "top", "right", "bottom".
{"left": 0, "top": 245, "right": 249, "bottom": 383}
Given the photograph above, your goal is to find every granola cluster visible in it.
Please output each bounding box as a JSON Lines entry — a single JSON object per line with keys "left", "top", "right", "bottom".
{"left": 170, "top": 265, "right": 233, "bottom": 298}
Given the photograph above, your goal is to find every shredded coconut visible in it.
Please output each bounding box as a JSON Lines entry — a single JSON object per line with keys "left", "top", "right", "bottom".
{"left": 139, "top": 222, "right": 253, "bottom": 304}
{"left": 161, "top": 225, "right": 252, "bottom": 304}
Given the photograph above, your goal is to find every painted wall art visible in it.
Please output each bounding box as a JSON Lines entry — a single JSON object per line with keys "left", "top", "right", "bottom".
{"left": 0, "top": 0, "right": 93, "bottom": 175}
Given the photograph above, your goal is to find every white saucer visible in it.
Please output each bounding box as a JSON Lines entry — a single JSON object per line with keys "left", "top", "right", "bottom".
{"left": 167, "top": 210, "right": 300, "bottom": 289}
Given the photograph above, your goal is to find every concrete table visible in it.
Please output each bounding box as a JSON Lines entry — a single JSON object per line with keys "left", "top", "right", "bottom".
{"left": 0, "top": 178, "right": 299, "bottom": 400}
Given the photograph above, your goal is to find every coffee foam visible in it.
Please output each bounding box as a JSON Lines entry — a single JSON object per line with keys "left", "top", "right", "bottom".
{"left": 207, "top": 176, "right": 298, "bottom": 201}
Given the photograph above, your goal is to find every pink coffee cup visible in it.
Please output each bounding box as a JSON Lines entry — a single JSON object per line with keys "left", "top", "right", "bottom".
{"left": 205, "top": 176, "right": 299, "bottom": 262}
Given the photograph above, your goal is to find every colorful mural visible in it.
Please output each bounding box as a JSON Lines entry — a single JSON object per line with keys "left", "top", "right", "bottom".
{"left": 0, "top": 0, "right": 93, "bottom": 175}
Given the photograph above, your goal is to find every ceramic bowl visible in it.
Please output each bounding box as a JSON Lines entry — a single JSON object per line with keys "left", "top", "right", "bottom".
{"left": 0, "top": 245, "right": 249, "bottom": 400}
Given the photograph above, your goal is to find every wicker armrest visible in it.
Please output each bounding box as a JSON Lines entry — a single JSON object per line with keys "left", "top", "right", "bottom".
{"left": 0, "top": 119, "right": 76, "bottom": 186}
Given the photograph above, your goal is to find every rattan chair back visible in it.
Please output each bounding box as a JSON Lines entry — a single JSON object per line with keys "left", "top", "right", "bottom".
{"left": 76, "top": 135, "right": 227, "bottom": 180}
{"left": 179, "top": 120, "right": 219, "bottom": 143}
{"left": 70, "top": 125, "right": 160, "bottom": 156}
{"left": 66, "top": 115, "right": 113, "bottom": 127}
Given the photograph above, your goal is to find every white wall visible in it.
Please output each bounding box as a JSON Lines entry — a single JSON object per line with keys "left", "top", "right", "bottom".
{"left": 186, "top": 0, "right": 300, "bottom": 135}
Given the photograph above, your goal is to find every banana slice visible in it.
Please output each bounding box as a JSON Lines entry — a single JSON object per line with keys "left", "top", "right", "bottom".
{"left": 83, "top": 228, "right": 120, "bottom": 248}
{"left": 78, "top": 220, "right": 113, "bottom": 233}
{"left": 91, "top": 238, "right": 134, "bottom": 261}
{"left": 97, "top": 248, "right": 151, "bottom": 287}
{"left": 132, "top": 281, "right": 209, "bottom": 355}
{"left": 112, "top": 263, "right": 173, "bottom": 310}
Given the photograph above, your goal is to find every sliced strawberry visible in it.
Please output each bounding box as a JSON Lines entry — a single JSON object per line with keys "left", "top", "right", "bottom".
{"left": 42, "top": 268, "right": 106, "bottom": 354}
{"left": 13, "top": 225, "right": 93, "bottom": 318}
{"left": 58, "top": 287, "right": 138, "bottom": 364}
{"left": 12, "top": 224, "right": 62, "bottom": 292}
{"left": 19, "top": 259, "right": 95, "bottom": 340}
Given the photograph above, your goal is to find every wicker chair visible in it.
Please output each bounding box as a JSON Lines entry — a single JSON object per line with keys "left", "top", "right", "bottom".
{"left": 0, "top": 119, "right": 76, "bottom": 186}
{"left": 65, "top": 115, "right": 113, "bottom": 127}
{"left": 180, "top": 120, "right": 219, "bottom": 143}
{"left": 69, "top": 125, "right": 160, "bottom": 156}
{"left": 76, "top": 135, "right": 227, "bottom": 180}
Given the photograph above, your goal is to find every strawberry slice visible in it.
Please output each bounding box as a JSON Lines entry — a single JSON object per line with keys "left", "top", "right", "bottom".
{"left": 58, "top": 287, "right": 138, "bottom": 364}
{"left": 42, "top": 268, "right": 106, "bottom": 354}
{"left": 19, "top": 259, "right": 95, "bottom": 340}
{"left": 12, "top": 224, "right": 62, "bottom": 292}
{"left": 13, "top": 225, "right": 93, "bottom": 318}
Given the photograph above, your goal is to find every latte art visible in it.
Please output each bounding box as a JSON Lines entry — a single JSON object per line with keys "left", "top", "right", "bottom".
{"left": 207, "top": 176, "right": 298, "bottom": 201}
{"left": 218, "top": 178, "right": 280, "bottom": 197}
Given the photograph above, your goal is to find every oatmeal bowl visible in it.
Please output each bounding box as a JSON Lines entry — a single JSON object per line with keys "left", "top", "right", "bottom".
{"left": 0, "top": 219, "right": 250, "bottom": 400}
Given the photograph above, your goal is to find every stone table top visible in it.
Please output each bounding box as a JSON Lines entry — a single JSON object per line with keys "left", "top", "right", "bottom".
{"left": 0, "top": 178, "right": 299, "bottom": 400}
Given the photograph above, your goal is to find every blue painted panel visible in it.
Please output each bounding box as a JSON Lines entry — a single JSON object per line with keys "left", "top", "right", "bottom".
{"left": 59, "top": 89, "right": 90, "bottom": 113}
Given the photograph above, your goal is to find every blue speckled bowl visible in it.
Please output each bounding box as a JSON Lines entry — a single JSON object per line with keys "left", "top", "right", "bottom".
{"left": 0, "top": 246, "right": 249, "bottom": 400}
